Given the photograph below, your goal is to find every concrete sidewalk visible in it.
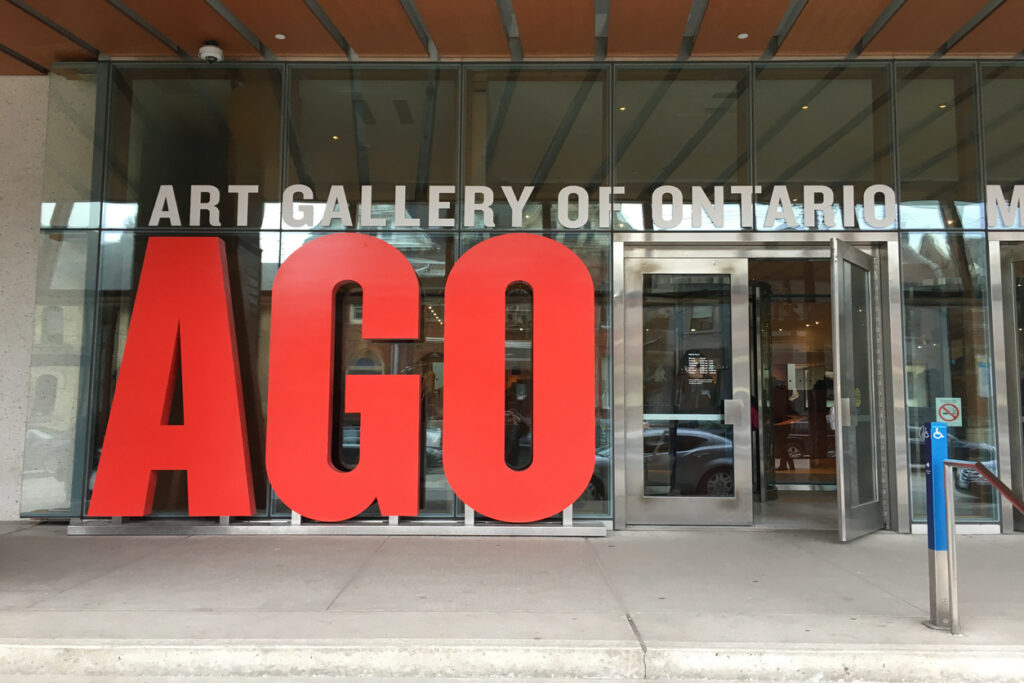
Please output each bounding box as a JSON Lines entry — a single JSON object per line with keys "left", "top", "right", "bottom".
{"left": 0, "top": 522, "right": 1022, "bottom": 681}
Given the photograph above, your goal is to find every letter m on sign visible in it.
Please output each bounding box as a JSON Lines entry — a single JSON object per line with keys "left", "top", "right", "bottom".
{"left": 88, "top": 237, "right": 255, "bottom": 517}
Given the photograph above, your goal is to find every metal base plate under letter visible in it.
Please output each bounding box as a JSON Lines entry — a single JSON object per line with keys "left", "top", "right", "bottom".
{"left": 66, "top": 520, "right": 608, "bottom": 537}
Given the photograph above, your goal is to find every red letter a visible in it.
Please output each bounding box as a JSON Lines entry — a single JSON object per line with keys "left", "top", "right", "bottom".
{"left": 88, "top": 237, "right": 255, "bottom": 517}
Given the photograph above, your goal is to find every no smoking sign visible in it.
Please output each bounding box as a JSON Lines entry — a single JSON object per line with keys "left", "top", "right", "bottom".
{"left": 935, "top": 397, "right": 962, "bottom": 427}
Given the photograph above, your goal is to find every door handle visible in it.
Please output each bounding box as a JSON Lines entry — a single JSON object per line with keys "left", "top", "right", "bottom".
{"left": 723, "top": 398, "right": 744, "bottom": 427}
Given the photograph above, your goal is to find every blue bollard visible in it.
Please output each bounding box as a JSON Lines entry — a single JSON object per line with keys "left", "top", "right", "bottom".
{"left": 923, "top": 422, "right": 951, "bottom": 629}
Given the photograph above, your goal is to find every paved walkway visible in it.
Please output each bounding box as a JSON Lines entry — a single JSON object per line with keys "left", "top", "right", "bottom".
{"left": 1, "top": 521, "right": 1022, "bottom": 681}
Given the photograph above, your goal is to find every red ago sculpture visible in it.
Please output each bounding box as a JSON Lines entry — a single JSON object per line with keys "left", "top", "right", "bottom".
{"left": 88, "top": 237, "right": 255, "bottom": 516}
{"left": 88, "top": 233, "right": 595, "bottom": 523}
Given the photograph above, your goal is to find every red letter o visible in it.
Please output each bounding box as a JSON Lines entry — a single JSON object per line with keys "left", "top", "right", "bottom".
{"left": 443, "top": 234, "right": 595, "bottom": 522}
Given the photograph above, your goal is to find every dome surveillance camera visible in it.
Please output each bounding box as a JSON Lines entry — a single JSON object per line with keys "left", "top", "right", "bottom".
{"left": 198, "top": 41, "right": 224, "bottom": 63}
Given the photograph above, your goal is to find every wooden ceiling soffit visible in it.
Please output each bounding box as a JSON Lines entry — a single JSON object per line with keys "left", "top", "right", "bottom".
{"left": 120, "top": 0, "right": 259, "bottom": 58}
{"left": 0, "top": 47, "right": 45, "bottom": 74}
{"left": 691, "top": 0, "right": 792, "bottom": 57}
{"left": 607, "top": 0, "right": 693, "bottom": 57}
{"left": 0, "top": 2, "right": 94, "bottom": 68}
{"left": 513, "top": 0, "right": 593, "bottom": 58}
{"left": 862, "top": 0, "right": 992, "bottom": 56}
{"left": 221, "top": 0, "right": 345, "bottom": 57}
{"left": 317, "top": 0, "right": 425, "bottom": 57}
{"left": 949, "top": 0, "right": 1024, "bottom": 56}
{"left": 416, "top": 0, "right": 510, "bottom": 57}
{"left": 777, "top": 0, "right": 891, "bottom": 57}
{"left": 22, "top": 0, "right": 174, "bottom": 57}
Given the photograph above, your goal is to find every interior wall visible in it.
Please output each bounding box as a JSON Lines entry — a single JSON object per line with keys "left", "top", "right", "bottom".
{"left": 0, "top": 75, "right": 47, "bottom": 520}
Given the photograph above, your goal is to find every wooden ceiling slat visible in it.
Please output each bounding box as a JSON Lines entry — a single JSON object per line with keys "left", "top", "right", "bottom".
{"left": 416, "top": 0, "right": 509, "bottom": 57}
{"left": 513, "top": 0, "right": 593, "bottom": 58}
{"left": 0, "top": 49, "right": 44, "bottom": 75}
{"left": 607, "top": 0, "right": 693, "bottom": 57}
{"left": 220, "top": 0, "right": 344, "bottom": 58}
{"left": 0, "top": 3, "right": 94, "bottom": 68}
{"left": 862, "top": 0, "right": 991, "bottom": 56}
{"left": 317, "top": 0, "right": 425, "bottom": 57}
{"left": 777, "top": 0, "right": 891, "bottom": 57}
{"left": 949, "top": 0, "right": 1024, "bottom": 56}
{"left": 23, "top": 0, "right": 174, "bottom": 57}
{"left": 691, "top": 0, "right": 792, "bottom": 57}
{"left": 121, "top": 0, "right": 259, "bottom": 58}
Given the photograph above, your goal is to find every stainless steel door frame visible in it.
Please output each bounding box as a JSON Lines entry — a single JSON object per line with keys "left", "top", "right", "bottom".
{"left": 611, "top": 235, "right": 909, "bottom": 533}
{"left": 989, "top": 236, "right": 1024, "bottom": 532}
{"left": 831, "top": 240, "right": 885, "bottom": 541}
{"left": 623, "top": 256, "right": 752, "bottom": 526}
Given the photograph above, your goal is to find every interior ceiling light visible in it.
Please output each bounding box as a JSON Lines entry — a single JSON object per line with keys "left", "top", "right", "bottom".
{"left": 619, "top": 106, "right": 627, "bottom": 111}
{"left": 801, "top": 105, "right": 809, "bottom": 110}
{"left": 274, "top": 34, "right": 286, "bottom": 40}
{"left": 332, "top": 135, "right": 339, "bottom": 140}
{"left": 737, "top": 32, "right": 749, "bottom": 40}
{"left": 939, "top": 103, "right": 948, "bottom": 109}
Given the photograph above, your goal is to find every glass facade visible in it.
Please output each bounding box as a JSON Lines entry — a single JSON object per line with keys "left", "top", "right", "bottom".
{"left": 23, "top": 61, "right": 1024, "bottom": 527}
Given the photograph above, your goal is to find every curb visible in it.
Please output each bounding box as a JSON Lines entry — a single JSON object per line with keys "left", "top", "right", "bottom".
{"left": 645, "top": 644, "right": 1024, "bottom": 682}
{"left": 3, "top": 639, "right": 1024, "bottom": 680}
{"left": 0, "top": 640, "right": 645, "bottom": 679}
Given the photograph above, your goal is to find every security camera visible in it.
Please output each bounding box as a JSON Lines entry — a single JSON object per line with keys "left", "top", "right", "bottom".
{"left": 198, "top": 41, "right": 224, "bottom": 63}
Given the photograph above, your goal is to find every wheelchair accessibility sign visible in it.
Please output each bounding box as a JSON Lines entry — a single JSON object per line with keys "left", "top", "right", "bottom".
{"left": 935, "top": 397, "right": 962, "bottom": 427}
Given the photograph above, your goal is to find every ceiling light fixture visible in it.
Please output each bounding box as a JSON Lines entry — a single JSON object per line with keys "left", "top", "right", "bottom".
{"left": 801, "top": 105, "right": 809, "bottom": 110}
{"left": 619, "top": 106, "right": 627, "bottom": 111}
{"left": 939, "top": 103, "right": 948, "bottom": 109}
{"left": 332, "top": 135, "right": 339, "bottom": 140}
{"left": 274, "top": 34, "right": 286, "bottom": 40}
{"left": 737, "top": 32, "right": 749, "bottom": 40}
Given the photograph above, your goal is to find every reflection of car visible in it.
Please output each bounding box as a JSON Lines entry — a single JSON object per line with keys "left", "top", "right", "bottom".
{"left": 908, "top": 429, "right": 996, "bottom": 464}
{"left": 644, "top": 427, "right": 734, "bottom": 496}
{"left": 776, "top": 418, "right": 810, "bottom": 459}
{"left": 908, "top": 428, "right": 998, "bottom": 497}
{"left": 582, "top": 446, "right": 611, "bottom": 502}
{"left": 954, "top": 457, "right": 998, "bottom": 494}
{"left": 506, "top": 433, "right": 610, "bottom": 504}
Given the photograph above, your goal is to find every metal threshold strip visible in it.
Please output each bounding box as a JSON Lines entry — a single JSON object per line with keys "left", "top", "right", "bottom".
{"left": 66, "top": 518, "right": 609, "bottom": 537}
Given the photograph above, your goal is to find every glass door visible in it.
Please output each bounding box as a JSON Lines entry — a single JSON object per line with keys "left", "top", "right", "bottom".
{"left": 624, "top": 256, "right": 752, "bottom": 525}
{"left": 831, "top": 240, "right": 885, "bottom": 541}
{"left": 1000, "top": 244, "right": 1024, "bottom": 531}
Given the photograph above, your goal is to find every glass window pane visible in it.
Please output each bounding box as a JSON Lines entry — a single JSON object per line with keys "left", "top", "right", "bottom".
{"left": 842, "top": 261, "right": 878, "bottom": 505}
{"left": 896, "top": 66, "right": 981, "bottom": 229}
{"left": 641, "top": 274, "right": 734, "bottom": 497}
{"left": 21, "top": 232, "right": 97, "bottom": 516}
{"left": 42, "top": 67, "right": 101, "bottom": 229}
{"left": 465, "top": 68, "right": 608, "bottom": 230}
{"left": 614, "top": 67, "right": 748, "bottom": 231}
{"left": 903, "top": 233, "right": 998, "bottom": 523}
{"left": 103, "top": 67, "right": 283, "bottom": 230}
{"left": 287, "top": 67, "right": 458, "bottom": 231}
{"left": 755, "top": 66, "right": 892, "bottom": 231}
{"left": 981, "top": 66, "right": 1024, "bottom": 228}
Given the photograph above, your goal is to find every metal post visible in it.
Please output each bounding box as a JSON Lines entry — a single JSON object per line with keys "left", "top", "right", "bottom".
{"left": 923, "top": 422, "right": 952, "bottom": 631}
{"left": 943, "top": 462, "right": 961, "bottom": 635}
